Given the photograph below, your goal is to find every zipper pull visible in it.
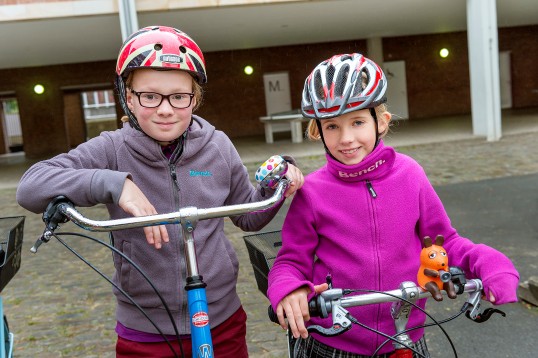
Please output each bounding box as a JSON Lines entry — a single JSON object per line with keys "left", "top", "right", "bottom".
{"left": 366, "top": 180, "right": 377, "bottom": 198}
{"left": 170, "top": 165, "right": 180, "bottom": 191}
{"left": 170, "top": 165, "right": 177, "bottom": 181}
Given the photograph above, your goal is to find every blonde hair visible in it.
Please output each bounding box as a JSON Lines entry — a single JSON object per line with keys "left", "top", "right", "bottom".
{"left": 306, "top": 104, "right": 391, "bottom": 141}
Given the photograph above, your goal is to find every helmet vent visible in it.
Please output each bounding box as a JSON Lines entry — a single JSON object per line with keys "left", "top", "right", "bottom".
{"left": 154, "top": 43, "right": 162, "bottom": 51}
{"left": 304, "top": 91, "right": 312, "bottom": 106}
{"left": 352, "top": 80, "right": 361, "bottom": 98}
{"left": 326, "top": 65, "right": 335, "bottom": 88}
{"left": 313, "top": 71, "right": 324, "bottom": 100}
{"left": 335, "top": 65, "right": 349, "bottom": 97}
{"left": 179, "top": 46, "right": 187, "bottom": 54}
{"left": 353, "top": 69, "right": 366, "bottom": 97}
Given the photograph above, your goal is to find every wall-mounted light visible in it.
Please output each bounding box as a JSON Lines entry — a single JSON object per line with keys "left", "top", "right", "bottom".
{"left": 244, "top": 65, "right": 254, "bottom": 75}
{"left": 439, "top": 48, "right": 449, "bottom": 58}
{"left": 34, "top": 84, "right": 45, "bottom": 94}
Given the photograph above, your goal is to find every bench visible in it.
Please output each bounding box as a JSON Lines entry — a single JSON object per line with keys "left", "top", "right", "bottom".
{"left": 259, "top": 109, "right": 309, "bottom": 144}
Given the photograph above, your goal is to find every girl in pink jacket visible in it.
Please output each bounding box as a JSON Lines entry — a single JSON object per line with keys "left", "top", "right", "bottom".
{"left": 267, "top": 53, "right": 519, "bottom": 357}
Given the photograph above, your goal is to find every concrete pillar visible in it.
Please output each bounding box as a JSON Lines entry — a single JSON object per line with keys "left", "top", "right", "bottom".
{"left": 118, "top": 0, "right": 139, "bottom": 41}
{"left": 466, "top": 0, "right": 502, "bottom": 141}
{"left": 367, "top": 37, "right": 384, "bottom": 66}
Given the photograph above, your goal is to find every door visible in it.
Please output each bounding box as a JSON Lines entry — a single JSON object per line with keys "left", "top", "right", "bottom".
{"left": 263, "top": 72, "right": 292, "bottom": 115}
{"left": 0, "top": 98, "right": 23, "bottom": 153}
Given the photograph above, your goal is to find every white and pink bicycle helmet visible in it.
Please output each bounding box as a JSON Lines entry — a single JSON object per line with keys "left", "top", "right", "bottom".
{"left": 301, "top": 53, "right": 387, "bottom": 120}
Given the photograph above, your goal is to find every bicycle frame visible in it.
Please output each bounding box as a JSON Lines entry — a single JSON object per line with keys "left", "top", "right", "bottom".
{"left": 33, "top": 179, "right": 289, "bottom": 358}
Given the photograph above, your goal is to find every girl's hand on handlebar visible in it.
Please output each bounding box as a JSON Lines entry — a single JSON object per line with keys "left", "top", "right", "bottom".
{"left": 484, "top": 291, "right": 496, "bottom": 304}
{"left": 283, "top": 163, "right": 304, "bottom": 198}
{"left": 118, "top": 179, "right": 169, "bottom": 249}
{"left": 277, "top": 283, "right": 329, "bottom": 339}
{"left": 482, "top": 273, "right": 520, "bottom": 305}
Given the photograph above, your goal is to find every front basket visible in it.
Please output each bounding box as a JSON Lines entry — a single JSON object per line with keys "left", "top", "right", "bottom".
{"left": 243, "top": 230, "right": 282, "bottom": 297}
{"left": 0, "top": 216, "right": 25, "bottom": 292}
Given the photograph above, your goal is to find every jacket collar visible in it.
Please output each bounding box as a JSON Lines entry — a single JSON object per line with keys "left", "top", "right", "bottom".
{"left": 325, "top": 140, "right": 396, "bottom": 182}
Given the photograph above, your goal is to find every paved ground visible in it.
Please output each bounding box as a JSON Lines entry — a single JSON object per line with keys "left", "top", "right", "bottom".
{"left": 1, "top": 129, "right": 538, "bottom": 357}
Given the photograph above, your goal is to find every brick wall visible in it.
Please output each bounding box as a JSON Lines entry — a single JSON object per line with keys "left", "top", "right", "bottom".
{"left": 384, "top": 31, "right": 472, "bottom": 120}
{"left": 197, "top": 39, "right": 368, "bottom": 136}
{"left": 0, "top": 26, "right": 537, "bottom": 158}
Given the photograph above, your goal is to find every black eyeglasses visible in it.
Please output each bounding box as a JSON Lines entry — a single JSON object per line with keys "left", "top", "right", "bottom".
{"left": 131, "top": 89, "right": 194, "bottom": 109}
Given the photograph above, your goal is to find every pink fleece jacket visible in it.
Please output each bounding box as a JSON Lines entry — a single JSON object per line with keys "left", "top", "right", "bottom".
{"left": 267, "top": 140, "right": 519, "bottom": 355}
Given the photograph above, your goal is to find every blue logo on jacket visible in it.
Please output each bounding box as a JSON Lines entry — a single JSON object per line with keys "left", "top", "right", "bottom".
{"left": 190, "top": 170, "right": 213, "bottom": 177}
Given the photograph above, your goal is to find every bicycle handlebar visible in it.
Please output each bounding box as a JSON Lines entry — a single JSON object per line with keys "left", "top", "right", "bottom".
{"left": 63, "top": 179, "right": 287, "bottom": 232}
{"left": 311, "top": 279, "right": 482, "bottom": 313}
{"left": 268, "top": 277, "right": 482, "bottom": 324}
{"left": 31, "top": 179, "right": 289, "bottom": 252}
{"left": 267, "top": 268, "right": 507, "bottom": 341}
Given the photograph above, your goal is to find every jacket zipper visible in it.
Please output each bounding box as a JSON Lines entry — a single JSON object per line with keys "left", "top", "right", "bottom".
{"left": 366, "top": 180, "right": 377, "bottom": 198}
{"left": 169, "top": 163, "right": 189, "bottom": 332}
{"left": 366, "top": 179, "right": 381, "bottom": 349}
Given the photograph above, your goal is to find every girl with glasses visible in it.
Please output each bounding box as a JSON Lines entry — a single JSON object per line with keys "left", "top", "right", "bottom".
{"left": 17, "top": 25, "right": 304, "bottom": 357}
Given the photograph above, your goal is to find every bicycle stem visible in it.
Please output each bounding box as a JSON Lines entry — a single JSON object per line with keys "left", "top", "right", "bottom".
{"left": 391, "top": 282, "right": 419, "bottom": 350}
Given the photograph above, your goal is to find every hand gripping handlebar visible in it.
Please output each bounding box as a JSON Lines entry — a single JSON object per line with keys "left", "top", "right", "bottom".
{"left": 31, "top": 153, "right": 291, "bottom": 253}
{"left": 268, "top": 269, "right": 505, "bottom": 338}
{"left": 31, "top": 179, "right": 289, "bottom": 252}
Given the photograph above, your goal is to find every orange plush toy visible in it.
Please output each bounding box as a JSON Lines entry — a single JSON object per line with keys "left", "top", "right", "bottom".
{"left": 417, "top": 235, "right": 457, "bottom": 301}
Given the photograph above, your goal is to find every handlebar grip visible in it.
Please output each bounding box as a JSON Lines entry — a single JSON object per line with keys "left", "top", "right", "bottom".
{"left": 268, "top": 305, "right": 279, "bottom": 323}
{"left": 42, "top": 195, "right": 73, "bottom": 229}
{"left": 267, "top": 298, "right": 324, "bottom": 324}
{"left": 31, "top": 196, "right": 74, "bottom": 254}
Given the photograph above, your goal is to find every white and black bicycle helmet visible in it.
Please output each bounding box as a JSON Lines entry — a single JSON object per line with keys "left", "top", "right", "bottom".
{"left": 301, "top": 53, "right": 387, "bottom": 120}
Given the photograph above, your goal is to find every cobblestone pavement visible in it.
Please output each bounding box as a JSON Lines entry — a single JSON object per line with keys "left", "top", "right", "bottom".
{"left": 1, "top": 131, "right": 538, "bottom": 357}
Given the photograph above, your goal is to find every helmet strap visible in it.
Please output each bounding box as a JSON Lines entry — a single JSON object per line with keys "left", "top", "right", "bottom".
{"left": 115, "top": 76, "right": 143, "bottom": 132}
{"left": 369, "top": 107, "right": 381, "bottom": 147}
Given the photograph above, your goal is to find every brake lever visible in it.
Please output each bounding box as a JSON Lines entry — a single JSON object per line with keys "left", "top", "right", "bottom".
{"left": 463, "top": 286, "right": 506, "bottom": 323}
{"left": 466, "top": 307, "right": 506, "bottom": 323}
{"left": 307, "top": 305, "right": 353, "bottom": 337}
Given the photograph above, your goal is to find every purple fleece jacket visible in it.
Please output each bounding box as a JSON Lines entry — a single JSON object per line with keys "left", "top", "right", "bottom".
{"left": 17, "top": 116, "right": 284, "bottom": 336}
{"left": 267, "top": 140, "right": 519, "bottom": 355}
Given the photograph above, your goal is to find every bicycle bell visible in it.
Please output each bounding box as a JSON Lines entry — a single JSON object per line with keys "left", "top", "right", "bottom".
{"left": 255, "top": 155, "right": 288, "bottom": 189}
